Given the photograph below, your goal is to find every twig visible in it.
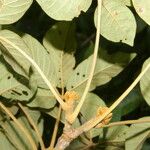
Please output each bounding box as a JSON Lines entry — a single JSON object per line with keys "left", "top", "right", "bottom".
{"left": 0, "top": 102, "right": 37, "bottom": 150}
{"left": 104, "top": 119, "right": 150, "bottom": 128}
{"left": 18, "top": 103, "right": 45, "bottom": 150}
{"left": 67, "top": 0, "right": 102, "bottom": 124}
{"left": 49, "top": 105, "right": 62, "bottom": 150}
{"left": 0, "top": 36, "right": 66, "bottom": 110}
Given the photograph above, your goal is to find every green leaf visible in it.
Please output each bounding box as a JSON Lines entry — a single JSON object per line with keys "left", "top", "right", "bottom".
{"left": 0, "top": 108, "right": 43, "bottom": 150}
{"left": 36, "top": 0, "right": 92, "bottom": 21}
{"left": 92, "top": 125, "right": 128, "bottom": 141}
{"left": 67, "top": 47, "right": 136, "bottom": 92}
{"left": 132, "top": 0, "right": 150, "bottom": 25}
{"left": 125, "top": 117, "right": 150, "bottom": 150}
{"left": 0, "top": 130, "right": 16, "bottom": 150}
{"left": 140, "top": 58, "right": 150, "bottom": 106}
{"left": 117, "top": 86, "right": 143, "bottom": 116}
{"left": 43, "top": 22, "right": 76, "bottom": 88}
{"left": 0, "top": 0, "right": 33, "bottom": 24}
{"left": 0, "top": 30, "right": 31, "bottom": 77}
{"left": 27, "top": 88, "right": 56, "bottom": 109}
{"left": 0, "top": 62, "right": 34, "bottom": 101}
{"left": 22, "top": 33, "right": 58, "bottom": 89}
{"left": 80, "top": 92, "right": 106, "bottom": 122}
{"left": 94, "top": 0, "right": 136, "bottom": 46}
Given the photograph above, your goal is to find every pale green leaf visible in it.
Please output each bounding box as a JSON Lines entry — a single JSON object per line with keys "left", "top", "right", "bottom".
{"left": 0, "top": 130, "right": 16, "bottom": 150}
{"left": 0, "top": 0, "right": 32, "bottom": 24}
{"left": 92, "top": 125, "right": 128, "bottom": 140}
{"left": 36, "top": 0, "right": 92, "bottom": 21}
{"left": 0, "top": 30, "right": 31, "bottom": 77}
{"left": 66, "top": 137, "right": 89, "bottom": 150}
{"left": 43, "top": 22, "right": 76, "bottom": 88}
{"left": 125, "top": 117, "right": 150, "bottom": 150}
{"left": 140, "top": 58, "right": 150, "bottom": 106}
{"left": 132, "top": 0, "right": 150, "bottom": 25}
{"left": 95, "top": 0, "right": 136, "bottom": 46}
{"left": 22, "top": 33, "right": 58, "bottom": 88}
{"left": 67, "top": 47, "right": 136, "bottom": 92}
{"left": 27, "top": 88, "right": 56, "bottom": 109}
{"left": 0, "top": 108, "right": 43, "bottom": 150}
{"left": 0, "top": 62, "right": 34, "bottom": 101}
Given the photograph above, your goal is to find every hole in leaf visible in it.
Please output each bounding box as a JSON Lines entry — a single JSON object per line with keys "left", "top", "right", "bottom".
{"left": 59, "top": 78, "right": 61, "bottom": 81}
{"left": 77, "top": 72, "right": 80, "bottom": 75}
{"left": 71, "top": 86, "right": 74, "bottom": 88}
{"left": 22, "top": 91, "right": 28, "bottom": 96}
{"left": 83, "top": 74, "right": 85, "bottom": 77}
{"left": 12, "top": 90, "right": 22, "bottom": 96}
{"left": 7, "top": 76, "right": 11, "bottom": 79}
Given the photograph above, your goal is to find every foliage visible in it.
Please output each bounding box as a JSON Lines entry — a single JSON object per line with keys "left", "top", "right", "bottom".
{"left": 0, "top": 0, "right": 150, "bottom": 150}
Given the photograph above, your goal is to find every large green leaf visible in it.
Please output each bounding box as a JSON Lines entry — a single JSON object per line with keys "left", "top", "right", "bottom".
{"left": 140, "top": 58, "right": 150, "bottom": 106}
{"left": 0, "top": 108, "right": 43, "bottom": 150}
{"left": 0, "top": 62, "right": 34, "bottom": 101}
{"left": 0, "top": 30, "right": 31, "bottom": 77}
{"left": 95, "top": 0, "right": 136, "bottom": 46}
{"left": 36, "top": 0, "right": 92, "bottom": 21}
{"left": 27, "top": 88, "right": 56, "bottom": 109}
{"left": 43, "top": 22, "right": 76, "bottom": 88}
{"left": 0, "top": 0, "right": 32, "bottom": 24}
{"left": 125, "top": 117, "right": 150, "bottom": 150}
{"left": 22, "top": 34, "right": 58, "bottom": 88}
{"left": 67, "top": 48, "right": 135, "bottom": 92}
{"left": 132, "top": 0, "right": 150, "bottom": 25}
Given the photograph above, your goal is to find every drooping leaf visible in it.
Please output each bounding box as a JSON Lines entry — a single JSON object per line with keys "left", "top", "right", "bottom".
{"left": 94, "top": 0, "right": 136, "bottom": 46}
{"left": 125, "top": 117, "right": 150, "bottom": 150}
{"left": 0, "top": 0, "right": 33, "bottom": 24}
{"left": 132, "top": 0, "right": 150, "bottom": 25}
{"left": 36, "top": 0, "right": 92, "bottom": 21}
{"left": 0, "top": 30, "right": 31, "bottom": 77}
{"left": 43, "top": 22, "right": 76, "bottom": 88}
{"left": 0, "top": 108, "right": 43, "bottom": 150}
{"left": 27, "top": 88, "right": 56, "bottom": 109}
{"left": 140, "top": 58, "right": 150, "bottom": 106}
{"left": 22, "top": 33, "right": 58, "bottom": 88}
{"left": 0, "top": 130, "right": 16, "bottom": 150}
{"left": 67, "top": 47, "right": 136, "bottom": 92}
{"left": 0, "top": 62, "right": 34, "bottom": 101}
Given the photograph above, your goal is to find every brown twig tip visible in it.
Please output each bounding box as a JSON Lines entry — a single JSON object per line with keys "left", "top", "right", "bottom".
{"left": 96, "top": 107, "right": 113, "bottom": 126}
{"left": 63, "top": 91, "right": 80, "bottom": 102}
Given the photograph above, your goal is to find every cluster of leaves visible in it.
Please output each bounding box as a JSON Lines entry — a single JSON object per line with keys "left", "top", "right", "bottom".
{"left": 0, "top": 0, "right": 150, "bottom": 149}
